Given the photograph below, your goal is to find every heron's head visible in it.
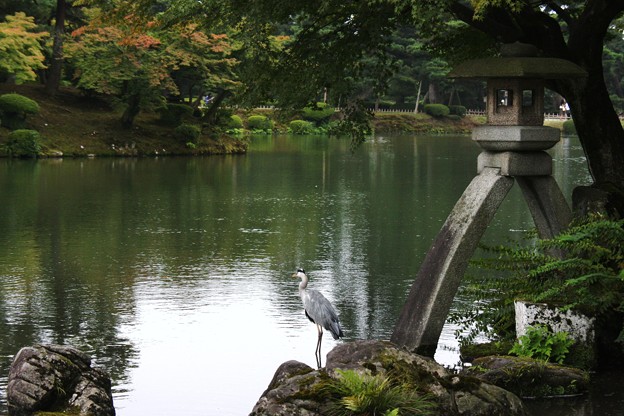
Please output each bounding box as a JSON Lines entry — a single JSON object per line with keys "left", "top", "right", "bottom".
{"left": 291, "top": 268, "right": 306, "bottom": 279}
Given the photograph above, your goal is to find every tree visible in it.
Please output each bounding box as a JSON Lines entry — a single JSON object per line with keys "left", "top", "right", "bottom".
{"left": 0, "top": 12, "right": 48, "bottom": 84}
{"left": 65, "top": 8, "right": 236, "bottom": 128}
{"left": 45, "top": 0, "right": 68, "bottom": 95}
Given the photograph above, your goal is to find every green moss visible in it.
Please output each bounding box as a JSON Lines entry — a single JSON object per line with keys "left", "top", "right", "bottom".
{"left": 460, "top": 340, "right": 514, "bottom": 362}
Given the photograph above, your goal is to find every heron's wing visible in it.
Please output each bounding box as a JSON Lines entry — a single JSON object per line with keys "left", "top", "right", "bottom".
{"left": 303, "top": 289, "right": 343, "bottom": 339}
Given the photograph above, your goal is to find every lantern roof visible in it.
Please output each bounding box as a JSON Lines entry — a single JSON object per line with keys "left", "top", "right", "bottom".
{"left": 448, "top": 43, "right": 587, "bottom": 79}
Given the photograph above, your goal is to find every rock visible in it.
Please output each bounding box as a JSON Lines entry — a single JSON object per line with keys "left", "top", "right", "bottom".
{"left": 7, "top": 344, "right": 115, "bottom": 416}
{"left": 462, "top": 355, "right": 589, "bottom": 398}
{"left": 251, "top": 340, "right": 527, "bottom": 415}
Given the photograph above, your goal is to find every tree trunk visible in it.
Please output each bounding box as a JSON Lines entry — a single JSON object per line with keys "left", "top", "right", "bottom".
{"left": 427, "top": 82, "right": 438, "bottom": 104}
{"left": 121, "top": 94, "right": 141, "bottom": 129}
{"left": 45, "top": 0, "right": 66, "bottom": 96}
{"left": 558, "top": 77, "right": 624, "bottom": 215}
{"left": 414, "top": 80, "right": 422, "bottom": 113}
{"left": 202, "top": 89, "right": 230, "bottom": 124}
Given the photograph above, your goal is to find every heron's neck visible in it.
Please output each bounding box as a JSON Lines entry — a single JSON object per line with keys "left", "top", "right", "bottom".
{"left": 299, "top": 274, "right": 308, "bottom": 291}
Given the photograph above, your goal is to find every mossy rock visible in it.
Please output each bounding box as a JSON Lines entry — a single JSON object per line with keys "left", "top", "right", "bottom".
{"left": 462, "top": 355, "right": 589, "bottom": 398}
{"left": 460, "top": 340, "right": 515, "bottom": 362}
{"left": 251, "top": 340, "right": 526, "bottom": 416}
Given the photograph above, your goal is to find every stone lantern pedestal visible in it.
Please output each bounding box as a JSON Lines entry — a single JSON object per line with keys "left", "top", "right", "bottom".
{"left": 391, "top": 44, "right": 587, "bottom": 355}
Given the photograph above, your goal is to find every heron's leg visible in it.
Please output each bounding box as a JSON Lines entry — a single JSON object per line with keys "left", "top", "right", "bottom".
{"left": 315, "top": 324, "right": 323, "bottom": 368}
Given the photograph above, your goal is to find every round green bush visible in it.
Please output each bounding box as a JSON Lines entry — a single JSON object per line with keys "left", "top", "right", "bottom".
{"left": 302, "top": 102, "right": 334, "bottom": 125}
{"left": 5, "top": 129, "right": 42, "bottom": 157}
{"left": 449, "top": 105, "right": 467, "bottom": 117}
{"left": 228, "top": 115, "right": 243, "bottom": 129}
{"left": 247, "top": 115, "right": 273, "bottom": 131}
{"left": 0, "top": 93, "right": 40, "bottom": 114}
{"left": 158, "top": 103, "right": 193, "bottom": 126}
{"left": 562, "top": 119, "right": 577, "bottom": 135}
{"left": 174, "top": 123, "right": 201, "bottom": 142}
{"left": 424, "top": 104, "right": 450, "bottom": 118}
{"left": 289, "top": 119, "right": 313, "bottom": 134}
{"left": 0, "top": 93, "right": 40, "bottom": 130}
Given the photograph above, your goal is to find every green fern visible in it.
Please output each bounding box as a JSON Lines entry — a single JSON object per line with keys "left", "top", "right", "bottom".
{"left": 322, "top": 369, "right": 436, "bottom": 416}
{"left": 451, "top": 214, "right": 624, "bottom": 344}
{"left": 509, "top": 325, "right": 574, "bottom": 364}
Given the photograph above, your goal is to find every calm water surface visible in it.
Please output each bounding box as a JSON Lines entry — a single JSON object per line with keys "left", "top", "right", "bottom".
{"left": 0, "top": 133, "right": 619, "bottom": 415}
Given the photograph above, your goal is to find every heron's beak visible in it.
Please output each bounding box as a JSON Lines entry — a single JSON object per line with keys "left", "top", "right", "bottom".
{"left": 291, "top": 273, "right": 298, "bottom": 278}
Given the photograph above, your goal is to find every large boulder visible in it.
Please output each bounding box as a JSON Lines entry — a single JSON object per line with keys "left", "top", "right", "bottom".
{"left": 7, "top": 344, "right": 115, "bottom": 416}
{"left": 251, "top": 340, "right": 527, "bottom": 415}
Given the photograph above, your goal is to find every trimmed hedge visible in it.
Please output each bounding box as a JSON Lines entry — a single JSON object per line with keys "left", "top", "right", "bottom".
{"left": 302, "top": 102, "right": 334, "bottom": 125}
{"left": 5, "top": 129, "right": 42, "bottom": 157}
{"left": 449, "top": 105, "right": 467, "bottom": 117}
{"left": 228, "top": 115, "right": 243, "bottom": 129}
{"left": 289, "top": 119, "right": 313, "bottom": 134}
{"left": 174, "top": 123, "right": 201, "bottom": 142}
{"left": 247, "top": 115, "right": 273, "bottom": 131}
{"left": 0, "top": 93, "right": 40, "bottom": 130}
{"left": 423, "top": 104, "right": 450, "bottom": 118}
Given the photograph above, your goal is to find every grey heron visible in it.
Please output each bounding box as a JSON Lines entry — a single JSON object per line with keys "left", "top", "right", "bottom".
{"left": 292, "top": 268, "right": 343, "bottom": 368}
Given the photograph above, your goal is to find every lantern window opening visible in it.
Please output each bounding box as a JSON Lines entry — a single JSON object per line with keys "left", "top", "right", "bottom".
{"left": 497, "top": 89, "right": 513, "bottom": 108}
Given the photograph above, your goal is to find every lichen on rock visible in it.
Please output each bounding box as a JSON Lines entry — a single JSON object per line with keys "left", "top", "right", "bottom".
{"left": 7, "top": 344, "right": 115, "bottom": 416}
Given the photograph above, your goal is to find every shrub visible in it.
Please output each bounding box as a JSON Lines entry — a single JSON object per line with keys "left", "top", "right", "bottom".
{"left": 5, "top": 129, "right": 42, "bottom": 157}
{"left": 174, "top": 123, "right": 201, "bottom": 142}
{"left": 423, "top": 104, "right": 450, "bottom": 118}
{"left": 562, "top": 120, "right": 577, "bottom": 135}
{"left": 449, "top": 105, "right": 467, "bottom": 117}
{"left": 247, "top": 115, "right": 273, "bottom": 131}
{"left": 227, "top": 115, "right": 243, "bottom": 129}
{"left": 509, "top": 325, "right": 574, "bottom": 364}
{"left": 302, "top": 102, "right": 335, "bottom": 125}
{"left": 158, "top": 103, "right": 193, "bottom": 126}
{"left": 289, "top": 119, "right": 313, "bottom": 134}
{"left": 0, "top": 93, "right": 40, "bottom": 129}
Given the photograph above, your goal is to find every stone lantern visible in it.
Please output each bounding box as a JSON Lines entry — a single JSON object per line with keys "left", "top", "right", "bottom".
{"left": 391, "top": 43, "right": 588, "bottom": 356}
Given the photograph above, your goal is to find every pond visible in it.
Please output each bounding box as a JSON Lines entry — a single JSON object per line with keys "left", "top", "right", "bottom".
{"left": 0, "top": 133, "right": 619, "bottom": 415}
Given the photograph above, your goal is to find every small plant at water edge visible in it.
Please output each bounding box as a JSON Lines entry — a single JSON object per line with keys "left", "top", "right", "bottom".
{"left": 509, "top": 325, "right": 574, "bottom": 364}
{"left": 5, "top": 129, "right": 42, "bottom": 157}
{"left": 320, "top": 369, "right": 436, "bottom": 416}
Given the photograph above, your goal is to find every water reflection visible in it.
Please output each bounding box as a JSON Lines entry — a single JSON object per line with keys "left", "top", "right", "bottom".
{"left": 0, "top": 134, "right": 616, "bottom": 415}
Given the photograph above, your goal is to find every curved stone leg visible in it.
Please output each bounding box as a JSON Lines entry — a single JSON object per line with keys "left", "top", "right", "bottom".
{"left": 516, "top": 176, "right": 572, "bottom": 239}
{"left": 391, "top": 168, "right": 514, "bottom": 355}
